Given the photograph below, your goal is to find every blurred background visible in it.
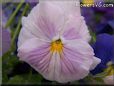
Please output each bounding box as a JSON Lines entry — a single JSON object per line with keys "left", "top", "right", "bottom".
{"left": 1, "top": 0, "right": 114, "bottom": 85}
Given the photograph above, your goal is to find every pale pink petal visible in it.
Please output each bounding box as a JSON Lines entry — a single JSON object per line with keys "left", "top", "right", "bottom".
{"left": 49, "top": 40, "right": 100, "bottom": 83}
{"left": 63, "top": 39, "right": 101, "bottom": 71}
{"left": 18, "top": 47, "right": 89, "bottom": 83}
{"left": 79, "top": 19, "right": 91, "bottom": 42}
{"left": 18, "top": 38, "right": 100, "bottom": 83}
{"left": 18, "top": 42, "right": 61, "bottom": 82}
{"left": 40, "top": 0, "right": 81, "bottom": 16}
{"left": 37, "top": 16, "right": 57, "bottom": 40}
{"left": 21, "top": 16, "right": 57, "bottom": 42}
{"left": 61, "top": 15, "right": 91, "bottom": 42}
{"left": 59, "top": 52, "right": 90, "bottom": 82}
{"left": 31, "top": 1, "right": 65, "bottom": 31}
{"left": 22, "top": 2, "right": 64, "bottom": 39}
{"left": 18, "top": 27, "right": 36, "bottom": 47}
{"left": 44, "top": 52, "right": 61, "bottom": 81}
{"left": 43, "top": 45, "right": 91, "bottom": 83}
{"left": 62, "top": 16, "right": 83, "bottom": 40}
{"left": 18, "top": 38, "right": 50, "bottom": 60}
{"left": 20, "top": 0, "right": 81, "bottom": 46}
{"left": 90, "top": 56, "right": 101, "bottom": 70}
{"left": 19, "top": 2, "right": 65, "bottom": 47}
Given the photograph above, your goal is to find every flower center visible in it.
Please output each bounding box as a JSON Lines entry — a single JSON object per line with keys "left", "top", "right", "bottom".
{"left": 50, "top": 39, "right": 63, "bottom": 53}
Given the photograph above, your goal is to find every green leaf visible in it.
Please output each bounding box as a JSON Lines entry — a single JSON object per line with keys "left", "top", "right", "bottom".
{"left": 83, "top": 74, "right": 105, "bottom": 84}
{"left": 2, "top": 52, "right": 20, "bottom": 83}
{"left": 94, "top": 71, "right": 108, "bottom": 78}
{"left": 94, "top": 77, "right": 104, "bottom": 84}
{"left": 95, "top": 13, "right": 103, "bottom": 23}
{"left": 89, "top": 28, "right": 96, "bottom": 44}
{"left": 3, "top": 73, "right": 43, "bottom": 85}
{"left": 6, "top": 75, "right": 25, "bottom": 85}
{"left": 27, "top": 74, "right": 43, "bottom": 84}
{"left": 70, "top": 80, "right": 79, "bottom": 85}
{"left": 15, "top": 74, "right": 43, "bottom": 85}
{"left": 2, "top": 73, "right": 9, "bottom": 84}
{"left": 2, "top": 53, "right": 19, "bottom": 69}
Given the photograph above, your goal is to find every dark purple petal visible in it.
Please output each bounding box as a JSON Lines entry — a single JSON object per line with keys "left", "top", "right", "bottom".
{"left": 1, "top": 9, "right": 11, "bottom": 56}
{"left": 2, "top": 29, "right": 11, "bottom": 55}
{"left": 81, "top": 7, "right": 95, "bottom": 29}
{"left": 25, "top": 0, "right": 39, "bottom": 8}
{"left": 91, "top": 34, "right": 114, "bottom": 74}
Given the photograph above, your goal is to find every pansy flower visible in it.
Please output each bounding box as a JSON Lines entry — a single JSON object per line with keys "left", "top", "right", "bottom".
{"left": 18, "top": 1, "right": 101, "bottom": 83}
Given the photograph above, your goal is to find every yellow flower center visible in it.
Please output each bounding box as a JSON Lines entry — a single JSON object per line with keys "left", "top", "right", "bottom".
{"left": 50, "top": 39, "right": 63, "bottom": 53}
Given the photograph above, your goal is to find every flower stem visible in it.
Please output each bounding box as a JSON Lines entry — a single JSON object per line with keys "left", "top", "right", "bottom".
{"left": 10, "top": 3, "right": 29, "bottom": 51}
{"left": 5, "top": 0, "right": 24, "bottom": 28}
